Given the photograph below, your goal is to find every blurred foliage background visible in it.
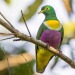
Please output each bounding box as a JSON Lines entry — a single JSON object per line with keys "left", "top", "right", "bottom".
{"left": 0, "top": 0, "right": 75, "bottom": 75}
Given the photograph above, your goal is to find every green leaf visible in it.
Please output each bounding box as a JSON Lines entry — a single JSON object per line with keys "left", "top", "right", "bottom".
{"left": 0, "top": 60, "right": 35, "bottom": 75}
{"left": 10, "top": 60, "right": 35, "bottom": 75}
{"left": 19, "top": 0, "right": 43, "bottom": 22}
{"left": 4, "top": 0, "right": 11, "bottom": 5}
{"left": 0, "top": 69, "right": 9, "bottom": 75}
{"left": 0, "top": 48, "right": 5, "bottom": 60}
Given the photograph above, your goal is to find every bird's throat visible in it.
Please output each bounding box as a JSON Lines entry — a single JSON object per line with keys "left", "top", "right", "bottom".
{"left": 44, "top": 20, "right": 61, "bottom": 30}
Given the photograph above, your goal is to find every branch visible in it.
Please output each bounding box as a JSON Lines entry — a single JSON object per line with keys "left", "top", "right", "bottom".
{"left": 0, "top": 17, "right": 75, "bottom": 69}
{"left": 21, "top": 10, "right": 32, "bottom": 37}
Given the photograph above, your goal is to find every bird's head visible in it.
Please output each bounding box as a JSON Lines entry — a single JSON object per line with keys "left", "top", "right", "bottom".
{"left": 38, "top": 5, "right": 55, "bottom": 15}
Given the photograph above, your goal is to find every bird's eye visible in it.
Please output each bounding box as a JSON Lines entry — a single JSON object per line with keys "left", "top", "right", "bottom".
{"left": 45, "top": 7, "right": 50, "bottom": 10}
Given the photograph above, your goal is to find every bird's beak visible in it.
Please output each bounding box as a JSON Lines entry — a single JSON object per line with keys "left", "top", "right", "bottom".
{"left": 38, "top": 10, "right": 45, "bottom": 14}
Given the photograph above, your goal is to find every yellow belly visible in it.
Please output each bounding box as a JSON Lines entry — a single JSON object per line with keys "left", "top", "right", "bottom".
{"left": 44, "top": 20, "right": 60, "bottom": 30}
{"left": 37, "top": 46, "right": 54, "bottom": 72}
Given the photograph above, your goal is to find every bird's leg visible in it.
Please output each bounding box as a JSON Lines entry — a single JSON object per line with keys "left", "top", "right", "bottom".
{"left": 13, "top": 35, "right": 31, "bottom": 41}
{"left": 54, "top": 50, "right": 62, "bottom": 57}
{"left": 59, "top": 50, "right": 62, "bottom": 54}
{"left": 46, "top": 43, "right": 51, "bottom": 49}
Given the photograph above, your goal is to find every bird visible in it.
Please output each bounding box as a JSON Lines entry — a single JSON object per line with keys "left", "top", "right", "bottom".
{"left": 36, "top": 5, "right": 64, "bottom": 73}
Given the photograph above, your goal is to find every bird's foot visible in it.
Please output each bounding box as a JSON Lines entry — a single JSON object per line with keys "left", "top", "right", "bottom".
{"left": 54, "top": 50, "right": 62, "bottom": 57}
{"left": 46, "top": 43, "right": 50, "bottom": 48}
{"left": 59, "top": 50, "right": 62, "bottom": 54}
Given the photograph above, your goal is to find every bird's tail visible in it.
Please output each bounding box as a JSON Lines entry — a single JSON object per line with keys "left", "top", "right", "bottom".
{"left": 36, "top": 47, "right": 54, "bottom": 73}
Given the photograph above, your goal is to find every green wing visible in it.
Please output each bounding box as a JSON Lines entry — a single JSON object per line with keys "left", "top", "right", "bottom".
{"left": 36, "top": 23, "right": 50, "bottom": 49}
{"left": 59, "top": 25, "right": 64, "bottom": 47}
{"left": 36, "top": 23, "right": 49, "bottom": 40}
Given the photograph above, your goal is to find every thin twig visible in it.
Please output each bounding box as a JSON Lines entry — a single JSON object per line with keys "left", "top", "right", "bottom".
{"left": 12, "top": 10, "right": 32, "bottom": 41}
{"left": 6, "top": 57, "right": 10, "bottom": 75}
{"left": 20, "top": 53, "right": 32, "bottom": 75}
{"left": 0, "top": 12, "right": 14, "bottom": 28}
{"left": 0, "top": 36, "right": 15, "bottom": 41}
{"left": 0, "top": 33, "right": 14, "bottom": 36}
{"left": 2, "top": 48, "right": 10, "bottom": 75}
{"left": 13, "top": 38, "right": 21, "bottom": 41}
{"left": 21, "top": 10, "right": 32, "bottom": 37}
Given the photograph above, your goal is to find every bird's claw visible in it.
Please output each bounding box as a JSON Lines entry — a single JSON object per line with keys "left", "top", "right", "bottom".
{"left": 46, "top": 43, "right": 50, "bottom": 48}
{"left": 59, "top": 50, "right": 62, "bottom": 54}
